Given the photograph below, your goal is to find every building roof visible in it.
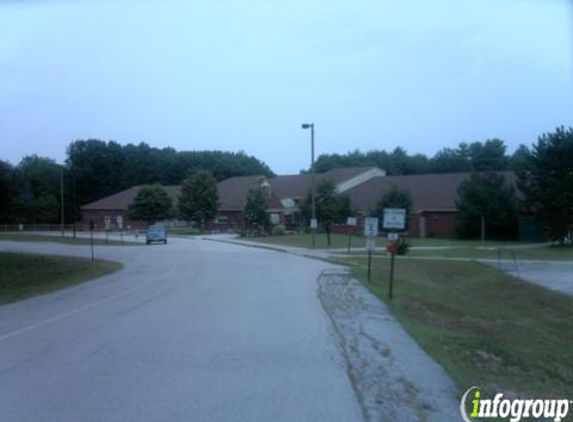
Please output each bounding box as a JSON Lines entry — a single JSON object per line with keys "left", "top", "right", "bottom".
{"left": 217, "top": 176, "right": 283, "bottom": 211}
{"left": 81, "top": 186, "right": 181, "bottom": 211}
{"left": 81, "top": 167, "right": 511, "bottom": 215}
{"left": 346, "top": 171, "right": 517, "bottom": 213}
{"left": 81, "top": 179, "right": 283, "bottom": 212}
{"left": 271, "top": 167, "right": 380, "bottom": 199}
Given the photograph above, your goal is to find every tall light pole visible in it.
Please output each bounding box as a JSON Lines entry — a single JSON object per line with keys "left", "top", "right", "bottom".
{"left": 60, "top": 166, "right": 65, "bottom": 236}
{"left": 301, "top": 122, "right": 316, "bottom": 247}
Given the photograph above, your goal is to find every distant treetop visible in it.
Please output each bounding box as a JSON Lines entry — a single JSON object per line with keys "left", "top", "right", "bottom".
{"left": 308, "top": 139, "right": 519, "bottom": 175}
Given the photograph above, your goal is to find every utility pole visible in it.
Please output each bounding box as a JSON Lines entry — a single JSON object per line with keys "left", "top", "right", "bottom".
{"left": 301, "top": 122, "right": 316, "bottom": 247}
{"left": 60, "top": 166, "right": 65, "bottom": 236}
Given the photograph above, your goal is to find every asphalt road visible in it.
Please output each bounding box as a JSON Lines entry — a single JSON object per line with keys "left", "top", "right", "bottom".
{"left": 0, "top": 237, "right": 364, "bottom": 422}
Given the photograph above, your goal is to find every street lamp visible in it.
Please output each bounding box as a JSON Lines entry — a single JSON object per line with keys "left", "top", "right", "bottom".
{"left": 301, "top": 122, "right": 316, "bottom": 247}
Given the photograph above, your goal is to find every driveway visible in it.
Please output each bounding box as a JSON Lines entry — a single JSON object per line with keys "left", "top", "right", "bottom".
{"left": 491, "top": 260, "right": 573, "bottom": 296}
{"left": 0, "top": 237, "right": 459, "bottom": 421}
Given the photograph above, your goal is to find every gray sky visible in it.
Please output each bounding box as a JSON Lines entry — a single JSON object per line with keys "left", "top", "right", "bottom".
{"left": 1, "top": 0, "right": 571, "bottom": 174}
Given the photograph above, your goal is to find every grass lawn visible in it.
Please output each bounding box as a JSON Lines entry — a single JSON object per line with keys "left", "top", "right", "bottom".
{"left": 0, "top": 252, "right": 122, "bottom": 305}
{"left": 337, "top": 256, "right": 573, "bottom": 398}
{"left": 243, "top": 233, "right": 527, "bottom": 249}
{"left": 243, "top": 233, "right": 368, "bottom": 249}
{"left": 347, "top": 244, "right": 573, "bottom": 261}
{"left": 0, "top": 233, "right": 139, "bottom": 246}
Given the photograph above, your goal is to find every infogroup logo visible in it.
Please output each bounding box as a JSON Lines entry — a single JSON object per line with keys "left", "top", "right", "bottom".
{"left": 460, "top": 386, "right": 571, "bottom": 422}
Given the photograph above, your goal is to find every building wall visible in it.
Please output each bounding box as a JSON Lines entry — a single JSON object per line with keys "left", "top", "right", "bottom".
{"left": 80, "top": 209, "right": 147, "bottom": 230}
{"left": 411, "top": 211, "right": 458, "bottom": 238}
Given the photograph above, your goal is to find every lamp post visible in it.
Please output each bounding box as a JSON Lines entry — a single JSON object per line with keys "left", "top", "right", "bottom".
{"left": 301, "top": 122, "right": 316, "bottom": 247}
{"left": 60, "top": 166, "right": 65, "bottom": 237}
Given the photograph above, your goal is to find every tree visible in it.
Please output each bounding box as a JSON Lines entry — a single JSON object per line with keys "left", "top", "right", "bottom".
{"left": 456, "top": 172, "right": 517, "bottom": 239}
{"left": 67, "top": 140, "right": 274, "bottom": 215}
{"left": 468, "top": 139, "right": 508, "bottom": 171}
{"left": 517, "top": 127, "right": 573, "bottom": 242}
{"left": 178, "top": 171, "right": 219, "bottom": 230}
{"left": 299, "top": 179, "right": 353, "bottom": 245}
{"left": 370, "top": 186, "right": 413, "bottom": 229}
{"left": 243, "top": 187, "right": 270, "bottom": 234}
{"left": 0, "top": 160, "right": 14, "bottom": 222}
{"left": 128, "top": 185, "right": 173, "bottom": 224}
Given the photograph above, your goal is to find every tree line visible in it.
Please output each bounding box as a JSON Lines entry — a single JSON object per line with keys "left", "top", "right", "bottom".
{"left": 0, "top": 140, "right": 274, "bottom": 224}
{"left": 309, "top": 138, "right": 527, "bottom": 175}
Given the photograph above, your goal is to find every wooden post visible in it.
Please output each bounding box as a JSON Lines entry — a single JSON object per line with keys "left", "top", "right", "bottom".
{"left": 367, "top": 249, "right": 372, "bottom": 283}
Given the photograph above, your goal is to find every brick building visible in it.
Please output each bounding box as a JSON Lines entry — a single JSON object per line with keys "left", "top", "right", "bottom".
{"left": 80, "top": 168, "right": 516, "bottom": 238}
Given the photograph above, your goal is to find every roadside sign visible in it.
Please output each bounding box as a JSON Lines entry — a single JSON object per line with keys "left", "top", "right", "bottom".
{"left": 383, "top": 208, "right": 406, "bottom": 230}
{"left": 310, "top": 218, "right": 318, "bottom": 229}
{"left": 364, "top": 217, "right": 379, "bottom": 236}
{"left": 346, "top": 216, "right": 357, "bottom": 226}
{"left": 365, "top": 237, "right": 376, "bottom": 251}
{"left": 387, "top": 232, "right": 399, "bottom": 241}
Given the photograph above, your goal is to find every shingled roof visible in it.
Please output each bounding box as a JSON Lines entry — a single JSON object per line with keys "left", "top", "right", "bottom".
{"left": 217, "top": 176, "right": 283, "bottom": 211}
{"left": 81, "top": 186, "right": 181, "bottom": 211}
{"left": 81, "top": 179, "right": 283, "bottom": 212}
{"left": 271, "top": 167, "right": 381, "bottom": 199}
{"left": 346, "top": 171, "right": 517, "bottom": 213}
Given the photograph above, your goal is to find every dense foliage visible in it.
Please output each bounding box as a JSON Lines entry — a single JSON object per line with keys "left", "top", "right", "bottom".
{"left": 299, "top": 180, "right": 353, "bottom": 245}
{"left": 69, "top": 140, "right": 274, "bottom": 210}
{"left": 310, "top": 139, "right": 517, "bottom": 175}
{"left": 178, "top": 171, "right": 219, "bottom": 229}
{"left": 517, "top": 127, "right": 573, "bottom": 242}
{"left": 243, "top": 187, "right": 270, "bottom": 232}
{"left": 127, "top": 185, "right": 174, "bottom": 224}
{"left": 0, "top": 140, "right": 273, "bottom": 224}
{"left": 456, "top": 172, "right": 518, "bottom": 239}
{"left": 369, "top": 186, "right": 413, "bottom": 229}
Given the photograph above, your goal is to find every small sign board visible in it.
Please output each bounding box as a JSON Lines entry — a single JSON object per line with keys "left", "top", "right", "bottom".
{"left": 383, "top": 208, "right": 406, "bottom": 230}
{"left": 346, "top": 216, "right": 357, "bottom": 227}
{"left": 387, "top": 232, "right": 399, "bottom": 241}
{"left": 363, "top": 217, "right": 379, "bottom": 236}
{"left": 310, "top": 218, "right": 318, "bottom": 229}
{"left": 365, "top": 237, "right": 377, "bottom": 251}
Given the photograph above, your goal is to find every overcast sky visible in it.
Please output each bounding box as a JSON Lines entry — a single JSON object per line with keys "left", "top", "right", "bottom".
{"left": 1, "top": 0, "right": 571, "bottom": 174}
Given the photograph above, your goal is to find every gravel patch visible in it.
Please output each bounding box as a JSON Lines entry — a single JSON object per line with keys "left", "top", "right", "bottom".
{"left": 317, "top": 269, "right": 460, "bottom": 422}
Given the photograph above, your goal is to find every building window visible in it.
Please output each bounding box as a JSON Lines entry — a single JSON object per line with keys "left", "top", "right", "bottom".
{"left": 214, "top": 215, "right": 228, "bottom": 224}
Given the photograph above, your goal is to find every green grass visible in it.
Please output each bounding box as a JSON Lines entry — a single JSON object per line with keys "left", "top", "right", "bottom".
{"left": 347, "top": 244, "right": 573, "bottom": 261}
{"left": 0, "top": 252, "right": 122, "bottom": 305}
{"left": 337, "top": 256, "right": 573, "bottom": 398}
{"left": 243, "top": 233, "right": 367, "bottom": 249}
{"left": 244, "top": 233, "right": 527, "bottom": 249}
{"left": 0, "top": 233, "right": 139, "bottom": 246}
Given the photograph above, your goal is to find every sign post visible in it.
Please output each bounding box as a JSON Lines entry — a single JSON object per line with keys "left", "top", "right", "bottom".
{"left": 346, "top": 216, "right": 357, "bottom": 253}
{"left": 383, "top": 209, "right": 406, "bottom": 300}
{"left": 363, "top": 217, "right": 379, "bottom": 283}
{"left": 89, "top": 220, "right": 95, "bottom": 263}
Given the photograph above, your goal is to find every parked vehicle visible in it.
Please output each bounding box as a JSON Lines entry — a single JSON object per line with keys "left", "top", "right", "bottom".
{"left": 146, "top": 225, "right": 167, "bottom": 244}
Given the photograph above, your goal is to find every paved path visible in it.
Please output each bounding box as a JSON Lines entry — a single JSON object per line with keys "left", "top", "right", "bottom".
{"left": 0, "top": 238, "right": 362, "bottom": 422}
{"left": 0, "top": 236, "right": 461, "bottom": 421}
{"left": 491, "top": 260, "right": 573, "bottom": 296}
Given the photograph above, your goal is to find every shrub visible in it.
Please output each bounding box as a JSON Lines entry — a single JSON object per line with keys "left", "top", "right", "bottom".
{"left": 397, "top": 238, "right": 411, "bottom": 255}
{"left": 271, "top": 224, "right": 286, "bottom": 236}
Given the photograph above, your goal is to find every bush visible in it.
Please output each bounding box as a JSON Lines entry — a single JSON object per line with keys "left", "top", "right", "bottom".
{"left": 271, "top": 224, "right": 286, "bottom": 236}
{"left": 397, "top": 238, "right": 411, "bottom": 255}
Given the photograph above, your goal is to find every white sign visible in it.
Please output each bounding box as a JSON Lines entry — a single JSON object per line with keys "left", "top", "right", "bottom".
{"left": 346, "top": 217, "right": 357, "bottom": 226}
{"left": 310, "top": 218, "right": 318, "bottom": 229}
{"left": 363, "top": 217, "right": 379, "bottom": 236}
{"left": 387, "top": 232, "right": 399, "bottom": 241}
{"left": 365, "top": 237, "right": 377, "bottom": 251}
{"left": 383, "top": 208, "right": 406, "bottom": 230}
